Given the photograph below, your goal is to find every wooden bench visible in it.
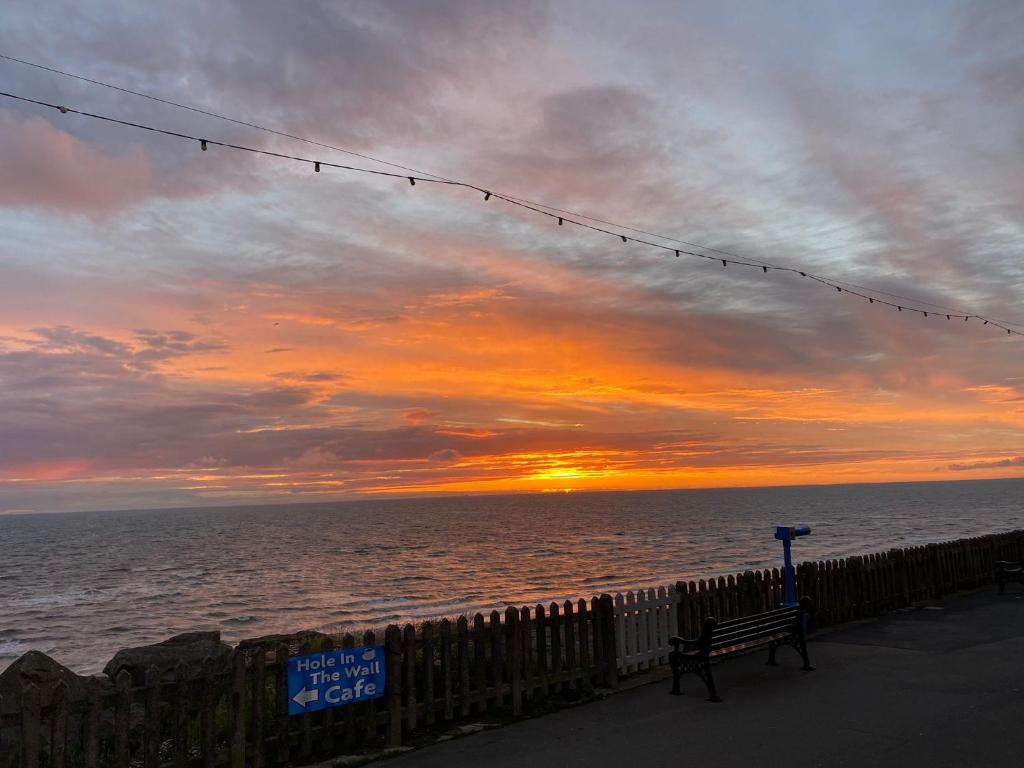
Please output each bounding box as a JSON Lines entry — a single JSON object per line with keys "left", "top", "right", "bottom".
{"left": 995, "top": 560, "right": 1024, "bottom": 594}
{"left": 668, "top": 596, "right": 814, "bottom": 702}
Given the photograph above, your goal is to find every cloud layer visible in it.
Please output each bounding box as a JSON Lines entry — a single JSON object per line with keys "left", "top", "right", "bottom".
{"left": 1, "top": 0, "right": 1023, "bottom": 512}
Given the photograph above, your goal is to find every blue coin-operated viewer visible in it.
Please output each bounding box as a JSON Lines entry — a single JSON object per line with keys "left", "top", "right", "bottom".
{"left": 774, "top": 525, "right": 811, "bottom": 606}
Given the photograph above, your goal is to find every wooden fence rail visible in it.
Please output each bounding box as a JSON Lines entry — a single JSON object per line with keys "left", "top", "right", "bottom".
{"left": 2, "top": 529, "right": 1021, "bottom": 767}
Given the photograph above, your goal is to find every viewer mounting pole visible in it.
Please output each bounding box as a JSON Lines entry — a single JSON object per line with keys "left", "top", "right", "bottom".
{"left": 774, "top": 525, "right": 811, "bottom": 606}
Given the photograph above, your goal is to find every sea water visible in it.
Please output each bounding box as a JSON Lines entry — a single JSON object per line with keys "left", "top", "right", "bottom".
{"left": 1, "top": 479, "right": 1022, "bottom": 673}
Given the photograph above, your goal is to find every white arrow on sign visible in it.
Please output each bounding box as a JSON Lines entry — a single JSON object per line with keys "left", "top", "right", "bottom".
{"left": 292, "top": 687, "right": 319, "bottom": 708}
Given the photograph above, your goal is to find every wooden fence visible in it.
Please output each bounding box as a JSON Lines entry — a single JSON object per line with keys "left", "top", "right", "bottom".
{"left": 2, "top": 529, "right": 1022, "bottom": 767}
{"left": 614, "top": 587, "right": 679, "bottom": 674}
{"left": 0, "top": 600, "right": 618, "bottom": 768}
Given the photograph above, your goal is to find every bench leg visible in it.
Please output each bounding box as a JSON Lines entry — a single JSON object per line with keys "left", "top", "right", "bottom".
{"left": 668, "top": 651, "right": 682, "bottom": 695}
{"left": 795, "top": 638, "right": 814, "bottom": 672}
{"left": 698, "top": 661, "right": 722, "bottom": 703}
{"left": 669, "top": 668, "right": 682, "bottom": 696}
{"left": 766, "top": 643, "right": 778, "bottom": 666}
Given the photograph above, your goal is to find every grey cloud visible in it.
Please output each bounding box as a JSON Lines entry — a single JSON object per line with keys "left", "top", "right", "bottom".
{"left": 428, "top": 448, "right": 463, "bottom": 464}
{"left": 31, "top": 326, "right": 130, "bottom": 356}
{"left": 0, "top": 0, "right": 550, "bottom": 207}
{"left": 949, "top": 457, "right": 1024, "bottom": 471}
{"left": 245, "top": 387, "right": 315, "bottom": 409}
{"left": 272, "top": 370, "right": 348, "bottom": 384}
{"left": 132, "top": 329, "right": 229, "bottom": 367}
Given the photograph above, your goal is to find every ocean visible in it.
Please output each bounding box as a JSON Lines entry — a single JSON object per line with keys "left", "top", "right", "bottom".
{"left": 2, "top": 478, "right": 1022, "bottom": 674}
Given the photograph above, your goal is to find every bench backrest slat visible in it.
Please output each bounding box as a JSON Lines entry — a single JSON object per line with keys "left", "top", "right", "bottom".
{"left": 714, "top": 606, "right": 797, "bottom": 632}
{"left": 713, "top": 610, "right": 796, "bottom": 635}
{"left": 712, "top": 620, "right": 795, "bottom": 647}
{"left": 711, "top": 626, "right": 793, "bottom": 651}
{"left": 706, "top": 605, "right": 801, "bottom": 652}
{"left": 669, "top": 597, "right": 811, "bottom": 656}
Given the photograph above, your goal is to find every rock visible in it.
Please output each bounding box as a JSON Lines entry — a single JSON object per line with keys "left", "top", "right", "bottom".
{"left": 103, "top": 631, "right": 232, "bottom": 685}
{"left": 0, "top": 651, "right": 96, "bottom": 711}
{"left": 237, "top": 629, "right": 334, "bottom": 660}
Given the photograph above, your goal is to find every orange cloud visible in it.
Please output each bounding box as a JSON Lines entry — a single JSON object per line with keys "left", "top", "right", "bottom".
{"left": 2, "top": 459, "right": 94, "bottom": 482}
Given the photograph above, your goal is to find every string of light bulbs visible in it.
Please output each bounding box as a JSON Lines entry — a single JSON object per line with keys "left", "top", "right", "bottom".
{"left": 6, "top": 52, "right": 1012, "bottom": 327}
{"left": 0, "top": 85, "right": 1020, "bottom": 338}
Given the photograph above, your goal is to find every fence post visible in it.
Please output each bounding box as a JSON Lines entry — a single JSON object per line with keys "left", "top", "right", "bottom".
{"left": 320, "top": 637, "right": 335, "bottom": 755}
{"left": 21, "top": 682, "right": 40, "bottom": 768}
{"left": 488, "top": 611, "right": 504, "bottom": 709}
{"left": 115, "top": 669, "right": 132, "bottom": 768}
{"left": 472, "top": 614, "right": 487, "bottom": 712}
{"left": 599, "top": 594, "right": 619, "bottom": 689}
{"left": 534, "top": 605, "right": 548, "bottom": 699}
{"left": 673, "top": 581, "right": 686, "bottom": 639}
{"left": 144, "top": 666, "right": 162, "bottom": 768}
{"left": 230, "top": 651, "right": 246, "bottom": 768}
{"left": 578, "top": 597, "right": 592, "bottom": 685}
{"left": 200, "top": 656, "right": 216, "bottom": 768}
{"left": 895, "top": 548, "right": 909, "bottom": 607}
{"left": 923, "top": 544, "right": 935, "bottom": 598}
{"left": 51, "top": 680, "right": 69, "bottom": 768}
{"left": 725, "top": 575, "right": 738, "bottom": 619}
{"left": 275, "top": 643, "right": 291, "bottom": 766}
{"left": 251, "top": 649, "right": 266, "bottom": 768}
{"left": 440, "top": 619, "right": 454, "bottom": 722}
{"left": 362, "top": 630, "right": 378, "bottom": 742}
{"left": 85, "top": 676, "right": 102, "bottom": 768}
{"left": 298, "top": 640, "right": 313, "bottom": 761}
{"left": 590, "top": 596, "right": 604, "bottom": 688}
{"left": 385, "top": 625, "right": 403, "bottom": 748}
{"left": 170, "top": 663, "right": 188, "bottom": 768}
{"left": 613, "top": 593, "right": 626, "bottom": 675}
{"left": 403, "top": 624, "right": 418, "bottom": 733}
{"left": 422, "top": 622, "right": 436, "bottom": 728}
{"left": 457, "top": 617, "right": 471, "bottom": 718}
{"left": 563, "top": 600, "right": 577, "bottom": 692}
{"left": 508, "top": 607, "right": 522, "bottom": 716}
{"left": 521, "top": 606, "right": 535, "bottom": 699}
{"left": 645, "top": 589, "right": 658, "bottom": 666}
{"left": 340, "top": 634, "right": 356, "bottom": 749}
{"left": 549, "top": 602, "right": 562, "bottom": 692}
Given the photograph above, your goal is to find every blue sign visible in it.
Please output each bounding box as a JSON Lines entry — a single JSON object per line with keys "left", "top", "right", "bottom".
{"left": 287, "top": 644, "right": 385, "bottom": 715}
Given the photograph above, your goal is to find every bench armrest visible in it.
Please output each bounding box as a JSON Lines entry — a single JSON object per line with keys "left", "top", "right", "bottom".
{"left": 668, "top": 635, "right": 700, "bottom": 652}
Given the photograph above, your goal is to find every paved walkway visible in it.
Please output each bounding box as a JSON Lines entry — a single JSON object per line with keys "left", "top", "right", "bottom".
{"left": 383, "top": 588, "right": 1024, "bottom": 768}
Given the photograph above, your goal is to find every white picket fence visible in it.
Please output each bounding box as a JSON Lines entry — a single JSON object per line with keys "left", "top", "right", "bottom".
{"left": 613, "top": 585, "right": 680, "bottom": 673}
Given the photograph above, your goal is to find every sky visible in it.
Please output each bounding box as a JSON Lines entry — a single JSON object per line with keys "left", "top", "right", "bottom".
{"left": 1, "top": 0, "right": 1022, "bottom": 513}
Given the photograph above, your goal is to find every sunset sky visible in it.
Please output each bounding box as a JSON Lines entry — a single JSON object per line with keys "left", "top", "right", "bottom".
{"left": 1, "top": 1, "right": 1022, "bottom": 513}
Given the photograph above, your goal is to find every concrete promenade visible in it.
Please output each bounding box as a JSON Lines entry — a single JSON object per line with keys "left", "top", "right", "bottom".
{"left": 384, "top": 588, "right": 1024, "bottom": 768}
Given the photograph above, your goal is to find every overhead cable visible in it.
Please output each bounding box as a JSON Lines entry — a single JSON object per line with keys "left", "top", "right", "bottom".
{"left": 0, "top": 87, "right": 1020, "bottom": 338}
